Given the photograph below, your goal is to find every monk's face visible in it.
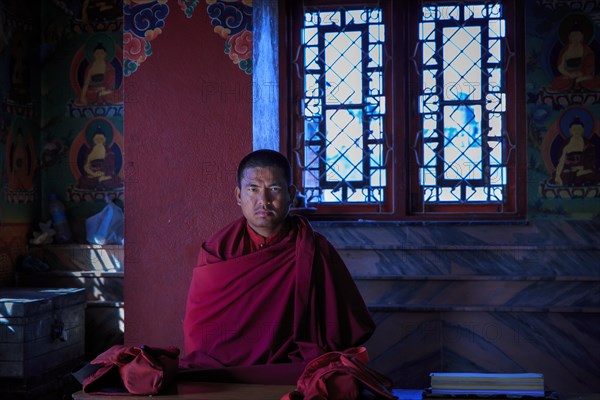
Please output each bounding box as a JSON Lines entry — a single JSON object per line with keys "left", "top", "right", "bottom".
{"left": 235, "top": 166, "right": 296, "bottom": 238}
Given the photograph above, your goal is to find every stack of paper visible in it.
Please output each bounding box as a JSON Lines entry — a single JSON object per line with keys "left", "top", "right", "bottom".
{"left": 428, "top": 372, "right": 545, "bottom": 397}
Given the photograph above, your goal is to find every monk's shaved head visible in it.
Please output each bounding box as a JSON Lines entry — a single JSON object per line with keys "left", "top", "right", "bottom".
{"left": 237, "top": 150, "right": 292, "bottom": 188}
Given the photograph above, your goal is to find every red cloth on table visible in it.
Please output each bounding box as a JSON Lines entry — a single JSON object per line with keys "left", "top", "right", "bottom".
{"left": 180, "top": 215, "right": 374, "bottom": 383}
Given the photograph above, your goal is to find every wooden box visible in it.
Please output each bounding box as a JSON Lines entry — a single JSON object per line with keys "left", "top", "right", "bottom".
{"left": 0, "top": 288, "right": 86, "bottom": 378}
{"left": 18, "top": 245, "right": 125, "bottom": 359}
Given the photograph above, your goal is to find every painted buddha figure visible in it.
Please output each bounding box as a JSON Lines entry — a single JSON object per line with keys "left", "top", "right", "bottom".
{"left": 77, "top": 127, "right": 122, "bottom": 190}
{"left": 8, "top": 129, "right": 35, "bottom": 192}
{"left": 553, "top": 116, "right": 600, "bottom": 185}
{"left": 549, "top": 23, "right": 600, "bottom": 92}
{"left": 79, "top": 42, "right": 116, "bottom": 105}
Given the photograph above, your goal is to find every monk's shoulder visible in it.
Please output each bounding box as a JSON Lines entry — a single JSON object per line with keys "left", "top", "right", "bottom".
{"left": 201, "top": 217, "right": 247, "bottom": 259}
{"left": 312, "top": 231, "right": 342, "bottom": 259}
{"left": 313, "top": 231, "right": 333, "bottom": 246}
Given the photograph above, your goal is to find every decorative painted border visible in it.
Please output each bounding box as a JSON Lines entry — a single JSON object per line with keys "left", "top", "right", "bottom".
{"left": 123, "top": 0, "right": 252, "bottom": 76}
{"left": 123, "top": 0, "right": 170, "bottom": 76}
{"left": 205, "top": 0, "right": 253, "bottom": 74}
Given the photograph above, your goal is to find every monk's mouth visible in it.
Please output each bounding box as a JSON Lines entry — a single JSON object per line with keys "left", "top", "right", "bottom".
{"left": 255, "top": 209, "right": 274, "bottom": 216}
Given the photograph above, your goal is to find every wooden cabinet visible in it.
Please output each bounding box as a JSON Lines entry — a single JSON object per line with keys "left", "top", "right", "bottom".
{"left": 17, "top": 245, "right": 124, "bottom": 360}
{"left": 0, "top": 288, "right": 86, "bottom": 398}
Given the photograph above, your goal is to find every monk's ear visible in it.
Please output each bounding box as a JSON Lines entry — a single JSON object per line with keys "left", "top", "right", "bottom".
{"left": 235, "top": 186, "right": 241, "bottom": 206}
{"left": 288, "top": 184, "right": 297, "bottom": 205}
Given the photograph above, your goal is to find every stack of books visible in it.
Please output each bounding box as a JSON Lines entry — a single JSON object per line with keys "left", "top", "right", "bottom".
{"left": 427, "top": 372, "right": 546, "bottom": 397}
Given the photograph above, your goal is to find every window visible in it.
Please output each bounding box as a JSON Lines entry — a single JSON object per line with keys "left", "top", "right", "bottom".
{"left": 285, "top": 0, "right": 525, "bottom": 220}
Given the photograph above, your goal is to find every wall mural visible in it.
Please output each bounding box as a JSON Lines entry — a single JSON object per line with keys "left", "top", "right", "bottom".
{"left": 6, "top": 29, "right": 33, "bottom": 117}
{"left": 527, "top": 0, "right": 600, "bottom": 217}
{"left": 1, "top": 0, "right": 37, "bottom": 207}
{"left": 69, "top": 33, "right": 124, "bottom": 118}
{"left": 0, "top": 0, "right": 39, "bottom": 284}
{"left": 35, "top": 1, "right": 124, "bottom": 245}
{"left": 5, "top": 118, "right": 37, "bottom": 203}
{"left": 68, "top": 117, "right": 124, "bottom": 202}
{"left": 123, "top": 0, "right": 252, "bottom": 76}
{"left": 540, "top": 107, "right": 600, "bottom": 197}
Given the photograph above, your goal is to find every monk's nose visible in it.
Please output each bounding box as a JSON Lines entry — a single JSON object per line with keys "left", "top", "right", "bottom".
{"left": 258, "top": 190, "right": 270, "bottom": 206}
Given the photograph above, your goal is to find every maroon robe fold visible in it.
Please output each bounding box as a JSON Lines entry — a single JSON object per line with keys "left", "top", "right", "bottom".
{"left": 181, "top": 215, "right": 374, "bottom": 382}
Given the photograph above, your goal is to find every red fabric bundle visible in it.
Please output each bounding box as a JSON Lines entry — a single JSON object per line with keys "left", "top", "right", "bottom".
{"left": 281, "top": 347, "right": 397, "bottom": 400}
{"left": 82, "top": 345, "right": 180, "bottom": 395}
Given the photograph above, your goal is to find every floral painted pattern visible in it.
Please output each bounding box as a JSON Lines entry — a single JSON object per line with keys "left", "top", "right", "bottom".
{"left": 178, "top": 0, "right": 201, "bottom": 18}
{"left": 123, "top": 0, "right": 169, "bottom": 76}
{"left": 123, "top": 0, "right": 252, "bottom": 75}
{"left": 206, "top": 0, "right": 253, "bottom": 74}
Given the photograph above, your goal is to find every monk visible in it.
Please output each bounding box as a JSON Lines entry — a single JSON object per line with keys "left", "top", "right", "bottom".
{"left": 180, "top": 149, "right": 375, "bottom": 383}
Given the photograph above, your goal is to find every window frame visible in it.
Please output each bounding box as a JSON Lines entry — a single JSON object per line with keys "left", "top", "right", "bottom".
{"left": 281, "top": 0, "right": 527, "bottom": 221}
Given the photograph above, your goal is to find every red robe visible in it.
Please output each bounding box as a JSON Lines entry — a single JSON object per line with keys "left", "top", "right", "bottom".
{"left": 180, "top": 215, "right": 374, "bottom": 383}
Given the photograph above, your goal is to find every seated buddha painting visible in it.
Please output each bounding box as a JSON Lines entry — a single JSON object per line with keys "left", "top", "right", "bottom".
{"left": 68, "top": 117, "right": 124, "bottom": 202}
{"left": 548, "top": 13, "right": 600, "bottom": 93}
{"left": 535, "top": 12, "right": 600, "bottom": 111}
{"left": 69, "top": 33, "right": 123, "bottom": 117}
{"left": 541, "top": 106, "right": 600, "bottom": 198}
{"left": 5, "top": 122, "right": 37, "bottom": 203}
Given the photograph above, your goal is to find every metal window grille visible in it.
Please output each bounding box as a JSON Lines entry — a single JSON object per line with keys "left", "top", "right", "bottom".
{"left": 294, "top": 5, "right": 388, "bottom": 205}
{"left": 413, "top": 2, "right": 514, "bottom": 207}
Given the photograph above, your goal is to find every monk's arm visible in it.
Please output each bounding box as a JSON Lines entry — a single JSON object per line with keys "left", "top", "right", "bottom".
{"left": 314, "top": 235, "right": 376, "bottom": 350}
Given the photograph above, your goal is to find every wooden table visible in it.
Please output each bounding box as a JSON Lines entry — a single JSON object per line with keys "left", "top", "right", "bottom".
{"left": 72, "top": 383, "right": 599, "bottom": 400}
{"left": 72, "top": 381, "right": 295, "bottom": 399}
